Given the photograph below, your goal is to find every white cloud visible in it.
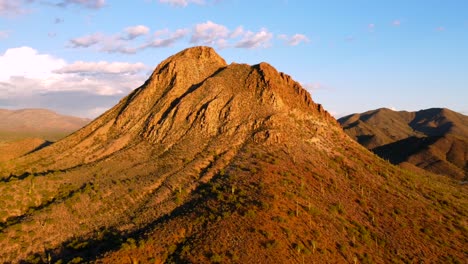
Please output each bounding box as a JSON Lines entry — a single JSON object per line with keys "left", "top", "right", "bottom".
{"left": 279, "top": 34, "right": 309, "bottom": 46}
{"left": 1, "top": 0, "right": 105, "bottom": 17}
{"left": 69, "top": 32, "right": 138, "bottom": 54}
{"left": 158, "top": 0, "right": 204, "bottom": 7}
{"left": 392, "top": 20, "right": 401, "bottom": 26}
{"left": 122, "top": 25, "right": 150, "bottom": 40}
{"left": 235, "top": 28, "right": 273, "bottom": 49}
{"left": 144, "top": 28, "right": 189, "bottom": 48}
{"left": 0, "top": 47, "right": 66, "bottom": 81}
{"left": 0, "top": 0, "right": 32, "bottom": 17}
{"left": 191, "top": 20, "right": 229, "bottom": 45}
{"left": 190, "top": 22, "right": 270, "bottom": 49}
{"left": 68, "top": 26, "right": 188, "bottom": 54}
{"left": 230, "top": 26, "right": 244, "bottom": 38}
{"left": 57, "top": 0, "right": 106, "bottom": 9}
{"left": 69, "top": 32, "right": 104, "bottom": 48}
{"left": 0, "top": 46, "right": 148, "bottom": 117}
{"left": 289, "top": 34, "right": 309, "bottom": 46}
{"left": 0, "top": 46, "right": 147, "bottom": 99}
{"left": 68, "top": 21, "right": 305, "bottom": 52}
{"left": 54, "top": 61, "right": 148, "bottom": 75}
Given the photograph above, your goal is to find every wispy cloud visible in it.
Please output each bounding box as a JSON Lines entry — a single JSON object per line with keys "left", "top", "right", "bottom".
{"left": 68, "top": 21, "right": 304, "bottom": 53}
{"left": 56, "top": 0, "right": 106, "bottom": 9}
{"left": 158, "top": 0, "right": 206, "bottom": 7}
{"left": 435, "top": 26, "right": 445, "bottom": 32}
{"left": 0, "top": 0, "right": 33, "bottom": 17}
{"left": 235, "top": 28, "right": 273, "bottom": 49}
{"left": 69, "top": 32, "right": 104, "bottom": 48}
{"left": 1, "top": 0, "right": 106, "bottom": 17}
{"left": 144, "top": 28, "right": 189, "bottom": 48}
{"left": 191, "top": 20, "right": 229, "bottom": 45}
{"left": 368, "top": 23, "right": 375, "bottom": 32}
{"left": 69, "top": 26, "right": 189, "bottom": 53}
{"left": 121, "top": 25, "right": 150, "bottom": 40}
{"left": 54, "top": 61, "right": 148, "bottom": 75}
{"left": 392, "top": 20, "right": 401, "bottom": 26}
{"left": 230, "top": 26, "right": 244, "bottom": 38}
{"left": 190, "top": 22, "right": 273, "bottom": 49}
{"left": 278, "top": 34, "right": 309, "bottom": 46}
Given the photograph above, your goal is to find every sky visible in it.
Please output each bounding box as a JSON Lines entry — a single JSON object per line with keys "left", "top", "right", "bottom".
{"left": 0, "top": 0, "right": 467, "bottom": 118}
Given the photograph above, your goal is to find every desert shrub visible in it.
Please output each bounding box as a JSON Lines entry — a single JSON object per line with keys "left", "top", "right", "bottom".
{"left": 210, "top": 253, "right": 224, "bottom": 263}
{"left": 245, "top": 209, "right": 256, "bottom": 218}
{"left": 69, "top": 257, "right": 83, "bottom": 263}
{"left": 264, "top": 239, "right": 278, "bottom": 249}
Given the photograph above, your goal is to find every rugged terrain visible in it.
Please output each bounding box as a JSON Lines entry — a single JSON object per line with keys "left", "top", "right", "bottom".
{"left": 0, "top": 47, "right": 466, "bottom": 263}
{"left": 339, "top": 108, "right": 468, "bottom": 180}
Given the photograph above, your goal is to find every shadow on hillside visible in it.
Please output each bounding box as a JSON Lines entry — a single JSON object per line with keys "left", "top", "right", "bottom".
{"left": 0, "top": 168, "right": 67, "bottom": 183}
{"left": 24, "top": 140, "right": 53, "bottom": 156}
{"left": 372, "top": 136, "right": 440, "bottom": 164}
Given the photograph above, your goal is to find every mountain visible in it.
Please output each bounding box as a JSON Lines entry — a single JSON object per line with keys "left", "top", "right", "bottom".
{"left": 0, "top": 47, "right": 466, "bottom": 263}
{"left": 0, "top": 108, "right": 90, "bottom": 142}
{"left": 339, "top": 108, "right": 468, "bottom": 180}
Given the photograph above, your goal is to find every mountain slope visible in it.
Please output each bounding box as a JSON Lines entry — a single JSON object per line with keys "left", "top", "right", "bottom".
{"left": 0, "top": 138, "right": 51, "bottom": 163}
{"left": 0, "top": 47, "right": 466, "bottom": 263}
{"left": 0, "top": 108, "right": 90, "bottom": 142}
{"left": 339, "top": 108, "right": 468, "bottom": 180}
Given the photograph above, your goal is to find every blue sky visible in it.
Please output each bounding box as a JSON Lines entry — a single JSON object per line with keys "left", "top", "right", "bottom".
{"left": 0, "top": 0, "right": 467, "bottom": 118}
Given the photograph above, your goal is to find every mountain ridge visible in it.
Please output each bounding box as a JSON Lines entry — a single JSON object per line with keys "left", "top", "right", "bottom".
{"left": 339, "top": 107, "right": 468, "bottom": 180}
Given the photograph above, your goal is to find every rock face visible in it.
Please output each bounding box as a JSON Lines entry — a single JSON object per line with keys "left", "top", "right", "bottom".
{"left": 0, "top": 47, "right": 466, "bottom": 264}
{"left": 339, "top": 108, "right": 468, "bottom": 180}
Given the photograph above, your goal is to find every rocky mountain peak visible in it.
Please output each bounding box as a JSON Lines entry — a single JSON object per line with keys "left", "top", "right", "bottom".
{"left": 11, "top": 46, "right": 336, "bottom": 169}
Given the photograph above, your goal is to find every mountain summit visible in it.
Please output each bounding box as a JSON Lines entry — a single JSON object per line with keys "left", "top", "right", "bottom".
{"left": 0, "top": 47, "right": 466, "bottom": 263}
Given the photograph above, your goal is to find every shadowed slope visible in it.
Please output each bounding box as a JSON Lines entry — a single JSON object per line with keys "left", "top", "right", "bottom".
{"left": 339, "top": 108, "right": 468, "bottom": 180}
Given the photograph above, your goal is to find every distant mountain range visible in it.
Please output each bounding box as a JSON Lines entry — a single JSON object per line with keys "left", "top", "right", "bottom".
{"left": 339, "top": 108, "right": 468, "bottom": 180}
{"left": 0, "top": 108, "right": 90, "bottom": 141}
{"left": 0, "top": 108, "right": 90, "bottom": 162}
